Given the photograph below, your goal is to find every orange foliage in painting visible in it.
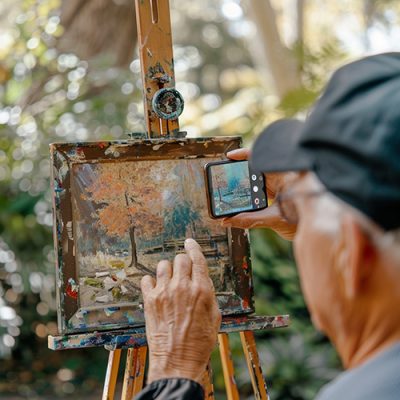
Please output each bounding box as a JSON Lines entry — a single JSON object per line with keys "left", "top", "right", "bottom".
{"left": 213, "top": 168, "right": 228, "bottom": 189}
{"left": 85, "top": 162, "right": 163, "bottom": 239}
{"left": 97, "top": 204, "right": 129, "bottom": 237}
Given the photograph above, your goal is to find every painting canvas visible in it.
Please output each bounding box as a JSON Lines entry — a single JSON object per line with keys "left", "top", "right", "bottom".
{"left": 51, "top": 137, "right": 254, "bottom": 334}
{"left": 73, "top": 159, "right": 233, "bottom": 307}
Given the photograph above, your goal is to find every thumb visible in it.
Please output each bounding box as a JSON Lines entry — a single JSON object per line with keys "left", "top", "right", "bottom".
{"left": 226, "top": 148, "right": 250, "bottom": 161}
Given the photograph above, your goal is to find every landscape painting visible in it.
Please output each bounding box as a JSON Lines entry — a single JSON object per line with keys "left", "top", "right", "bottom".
{"left": 51, "top": 138, "right": 254, "bottom": 334}
{"left": 71, "top": 158, "right": 233, "bottom": 308}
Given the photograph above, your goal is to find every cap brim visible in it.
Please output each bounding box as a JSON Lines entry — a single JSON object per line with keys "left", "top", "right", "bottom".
{"left": 249, "top": 119, "right": 313, "bottom": 173}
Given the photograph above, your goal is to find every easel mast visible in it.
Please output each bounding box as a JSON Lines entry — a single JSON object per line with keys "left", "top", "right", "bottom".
{"left": 135, "top": 0, "right": 182, "bottom": 137}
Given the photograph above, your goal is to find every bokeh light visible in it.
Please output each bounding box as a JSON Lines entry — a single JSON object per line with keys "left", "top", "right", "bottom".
{"left": 1, "top": 0, "right": 400, "bottom": 398}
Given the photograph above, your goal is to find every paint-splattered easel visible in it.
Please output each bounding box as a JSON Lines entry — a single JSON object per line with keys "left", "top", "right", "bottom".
{"left": 47, "top": 1, "right": 290, "bottom": 398}
{"left": 94, "top": 1, "right": 289, "bottom": 399}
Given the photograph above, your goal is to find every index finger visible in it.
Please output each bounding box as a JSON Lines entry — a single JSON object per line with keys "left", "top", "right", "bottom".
{"left": 184, "top": 238, "right": 209, "bottom": 281}
{"left": 221, "top": 205, "right": 281, "bottom": 229}
{"left": 226, "top": 148, "right": 250, "bottom": 161}
{"left": 141, "top": 275, "right": 156, "bottom": 298}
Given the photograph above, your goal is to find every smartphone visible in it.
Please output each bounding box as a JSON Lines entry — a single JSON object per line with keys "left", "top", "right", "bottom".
{"left": 204, "top": 159, "right": 268, "bottom": 219}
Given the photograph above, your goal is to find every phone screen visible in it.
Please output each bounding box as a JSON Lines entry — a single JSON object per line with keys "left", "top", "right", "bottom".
{"left": 207, "top": 160, "right": 267, "bottom": 218}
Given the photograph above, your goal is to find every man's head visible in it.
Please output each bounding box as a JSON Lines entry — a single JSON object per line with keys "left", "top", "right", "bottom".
{"left": 250, "top": 53, "right": 400, "bottom": 367}
{"left": 282, "top": 171, "right": 400, "bottom": 367}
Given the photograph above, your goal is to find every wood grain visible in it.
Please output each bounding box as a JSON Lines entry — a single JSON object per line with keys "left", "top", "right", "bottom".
{"left": 102, "top": 349, "right": 122, "bottom": 400}
{"left": 240, "top": 331, "right": 269, "bottom": 400}
{"left": 135, "top": 0, "right": 180, "bottom": 137}
{"left": 218, "top": 333, "right": 239, "bottom": 400}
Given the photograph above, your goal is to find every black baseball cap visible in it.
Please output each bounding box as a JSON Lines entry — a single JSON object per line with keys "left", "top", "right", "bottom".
{"left": 250, "top": 53, "right": 400, "bottom": 231}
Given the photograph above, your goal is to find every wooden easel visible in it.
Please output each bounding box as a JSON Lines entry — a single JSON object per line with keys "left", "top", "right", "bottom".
{"left": 46, "top": 2, "right": 291, "bottom": 398}
{"left": 48, "top": 315, "right": 288, "bottom": 398}
{"left": 96, "top": 315, "right": 289, "bottom": 400}
{"left": 97, "top": 1, "right": 290, "bottom": 399}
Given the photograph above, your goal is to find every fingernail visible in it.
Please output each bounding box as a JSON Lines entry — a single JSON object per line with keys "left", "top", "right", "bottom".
{"left": 185, "top": 238, "right": 196, "bottom": 247}
{"left": 227, "top": 149, "right": 241, "bottom": 156}
{"left": 225, "top": 150, "right": 237, "bottom": 158}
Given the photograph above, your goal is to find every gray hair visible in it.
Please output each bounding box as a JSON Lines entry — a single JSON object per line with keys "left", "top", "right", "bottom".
{"left": 310, "top": 173, "right": 400, "bottom": 261}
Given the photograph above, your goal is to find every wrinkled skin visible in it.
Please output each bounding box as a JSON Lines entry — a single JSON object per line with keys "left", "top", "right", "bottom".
{"left": 141, "top": 239, "right": 221, "bottom": 384}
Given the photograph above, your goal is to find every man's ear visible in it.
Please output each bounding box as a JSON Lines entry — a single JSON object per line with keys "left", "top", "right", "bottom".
{"left": 340, "top": 215, "right": 376, "bottom": 299}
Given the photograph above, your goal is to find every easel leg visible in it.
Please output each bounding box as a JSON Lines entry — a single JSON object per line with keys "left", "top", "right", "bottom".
{"left": 121, "top": 348, "right": 138, "bottom": 400}
{"left": 103, "top": 349, "right": 122, "bottom": 400}
{"left": 240, "top": 331, "right": 269, "bottom": 400}
{"left": 218, "top": 333, "right": 239, "bottom": 400}
{"left": 201, "top": 360, "right": 215, "bottom": 400}
{"left": 132, "top": 346, "right": 147, "bottom": 396}
{"left": 121, "top": 346, "right": 147, "bottom": 400}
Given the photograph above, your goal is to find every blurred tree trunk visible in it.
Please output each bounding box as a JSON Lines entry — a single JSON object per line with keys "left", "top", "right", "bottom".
{"left": 363, "top": 0, "right": 375, "bottom": 50}
{"left": 243, "top": 0, "right": 302, "bottom": 98}
{"left": 295, "top": 0, "right": 306, "bottom": 72}
{"left": 58, "top": 0, "right": 137, "bottom": 66}
{"left": 296, "top": 1, "right": 305, "bottom": 48}
{"left": 21, "top": 0, "right": 137, "bottom": 108}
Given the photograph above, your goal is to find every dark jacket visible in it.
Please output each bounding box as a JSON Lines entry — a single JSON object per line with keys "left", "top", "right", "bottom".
{"left": 135, "top": 378, "right": 204, "bottom": 400}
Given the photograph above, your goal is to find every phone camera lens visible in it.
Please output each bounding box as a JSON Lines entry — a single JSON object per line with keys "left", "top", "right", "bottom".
{"left": 255, "top": 198, "right": 260, "bottom": 205}
{"left": 251, "top": 174, "right": 257, "bottom": 181}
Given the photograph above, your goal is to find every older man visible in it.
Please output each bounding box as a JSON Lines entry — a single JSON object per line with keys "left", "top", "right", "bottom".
{"left": 136, "top": 53, "right": 400, "bottom": 399}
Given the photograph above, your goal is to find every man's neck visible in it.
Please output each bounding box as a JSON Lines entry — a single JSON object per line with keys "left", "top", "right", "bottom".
{"left": 337, "top": 302, "right": 400, "bottom": 369}
{"left": 345, "top": 327, "right": 400, "bottom": 369}
{"left": 332, "top": 256, "right": 400, "bottom": 370}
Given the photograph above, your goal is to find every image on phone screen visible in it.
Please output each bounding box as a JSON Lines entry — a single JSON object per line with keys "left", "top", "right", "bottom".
{"left": 206, "top": 160, "right": 267, "bottom": 218}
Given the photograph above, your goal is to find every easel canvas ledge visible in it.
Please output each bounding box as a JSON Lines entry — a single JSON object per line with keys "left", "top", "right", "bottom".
{"left": 48, "top": 314, "right": 290, "bottom": 351}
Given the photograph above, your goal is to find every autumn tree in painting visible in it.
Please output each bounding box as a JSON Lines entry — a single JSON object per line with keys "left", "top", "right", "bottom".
{"left": 213, "top": 168, "right": 228, "bottom": 202}
{"left": 84, "top": 161, "right": 163, "bottom": 274}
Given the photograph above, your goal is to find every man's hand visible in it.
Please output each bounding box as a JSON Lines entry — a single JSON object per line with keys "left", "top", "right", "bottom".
{"left": 141, "top": 239, "right": 221, "bottom": 385}
{"left": 221, "top": 148, "right": 297, "bottom": 241}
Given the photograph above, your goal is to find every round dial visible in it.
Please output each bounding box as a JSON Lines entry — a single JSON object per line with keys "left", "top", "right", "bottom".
{"left": 152, "top": 88, "right": 184, "bottom": 120}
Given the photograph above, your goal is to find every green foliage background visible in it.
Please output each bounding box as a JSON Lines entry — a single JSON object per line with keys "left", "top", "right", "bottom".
{"left": 0, "top": 0, "right": 399, "bottom": 398}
